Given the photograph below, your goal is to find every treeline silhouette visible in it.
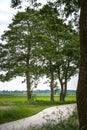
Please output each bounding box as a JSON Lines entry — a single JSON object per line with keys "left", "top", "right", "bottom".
{"left": 0, "top": 90, "right": 76, "bottom": 94}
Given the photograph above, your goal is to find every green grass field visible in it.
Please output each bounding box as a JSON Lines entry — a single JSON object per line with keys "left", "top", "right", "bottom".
{"left": 0, "top": 93, "right": 76, "bottom": 124}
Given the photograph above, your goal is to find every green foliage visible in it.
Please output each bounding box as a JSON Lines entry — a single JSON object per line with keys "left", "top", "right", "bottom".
{"left": 0, "top": 8, "right": 43, "bottom": 101}
{"left": 36, "top": 3, "right": 80, "bottom": 102}
{"left": 11, "top": 0, "right": 41, "bottom": 8}
{"left": 58, "top": 1, "right": 80, "bottom": 30}
{"left": 1, "top": 8, "right": 48, "bottom": 84}
{"left": 56, "top": 0, "right": 80, "bottom": 14}
{"left": 11, "top": 0, "right": 21, "bottom": 8}
{"left": 37, "top": 3, "right": 80, "bottom": 88}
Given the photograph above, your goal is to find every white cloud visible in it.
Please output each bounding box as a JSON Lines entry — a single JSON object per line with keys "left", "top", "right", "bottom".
{"left": 0, "top": 77, "right": 26, "bottom": 91}
{"left": 0, "top": 0, "right": 17, "bottom": 36}
{"left": 0, "top": 12, "right": 13, "bottom": 23}
{"left": 68, "top": 75, "right": 78, "bottom": 90}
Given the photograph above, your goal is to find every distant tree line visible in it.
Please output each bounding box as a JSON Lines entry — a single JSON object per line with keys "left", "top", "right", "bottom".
{"left": 0, "top": 90, "right": 26, "bottom": 94}
{"left": 0, "top": 89, "right": 76, "bottom": 94}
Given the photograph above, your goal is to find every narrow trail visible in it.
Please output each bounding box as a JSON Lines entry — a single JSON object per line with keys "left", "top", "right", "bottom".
{"left": 0, "top": 104, "right": 76, "bottom": 130}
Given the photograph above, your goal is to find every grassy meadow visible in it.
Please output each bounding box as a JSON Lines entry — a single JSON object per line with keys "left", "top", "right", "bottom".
{"left": 0, "top": 93, "right": 76, "bottom": 124}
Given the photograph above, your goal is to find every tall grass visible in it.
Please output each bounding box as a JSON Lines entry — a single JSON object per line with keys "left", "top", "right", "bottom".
{"left": 0, "top": 102, "right": 50, "bottom": 124}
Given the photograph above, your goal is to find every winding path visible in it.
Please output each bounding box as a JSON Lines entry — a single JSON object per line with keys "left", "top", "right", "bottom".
{"left": 0, "top": 103, "right": 76, "bottom": 130}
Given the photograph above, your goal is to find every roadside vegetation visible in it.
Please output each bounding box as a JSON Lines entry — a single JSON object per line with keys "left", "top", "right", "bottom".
{"left": 0, "top": 93, "right": 76, "bottom": 124}
{"left": 28, "top": 110, "right": 79, "bottom": 130}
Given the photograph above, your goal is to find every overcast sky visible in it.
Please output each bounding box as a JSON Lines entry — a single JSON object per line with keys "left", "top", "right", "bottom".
{"left": 0, "top": 0, "right": 78, "bottom": 91}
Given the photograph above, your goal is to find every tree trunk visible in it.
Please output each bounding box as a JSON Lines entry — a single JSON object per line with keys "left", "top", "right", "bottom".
{"left": 59, "top": 79, "right": 67, "bottom": 102}
{"left": 50, "top": 74, "right": 54, "bottom": 102}
{"left": 64, "top": 80, "right": 67, "bottom": 99}
{"left": 60, "top": 92, "right": 65, "bottom": 102}
{"left": 77, "top": 0, "right": 87, "bottom": 129}
{"left": 50, "top": 72, "right": 54, "bottom": 102}
{"left": 50, "top": 85, "right": 54, "bottom": 102}
{"left": 60, "top": 83, "right": 66, "bottom": 102}
{"left": 49, "top": 60, "right": 54, "bottom": 102}
{"left": 26, "top": 72, "right": 32, "bottom": 102}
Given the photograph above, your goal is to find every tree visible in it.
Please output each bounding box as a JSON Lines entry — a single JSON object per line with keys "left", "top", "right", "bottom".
{"left": 77, "top": 0, "right": 87, "bottom": 129}
{"left": 37, "top": 3, "right": 79, "bottom": 102}
{"left": 56, "top": 30, "right": 79, "bottom": 102}
{"left": 35, "top": 3, "right": 60, "bottom": 102}
{"left": 1, "top": 9, "right": 41, "bottom": 102}
{"left": 58, "top": 27, "right": 80, "bottom": 102}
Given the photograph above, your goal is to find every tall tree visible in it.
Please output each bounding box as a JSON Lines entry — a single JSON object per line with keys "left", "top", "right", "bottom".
{"left": 37, "top": 3, "right": 79, "bottom": 102}
{"left": 1, "top": 9, "right": 41, "bottom": 102}
{"left": 56, "top": 31, "right": 79, "bottom": 101}
{"left": 35, "top": 3, "right": 59, "bottom": 102}
{"left": 77, "top": 0, "right": 87, "bottom": 129}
